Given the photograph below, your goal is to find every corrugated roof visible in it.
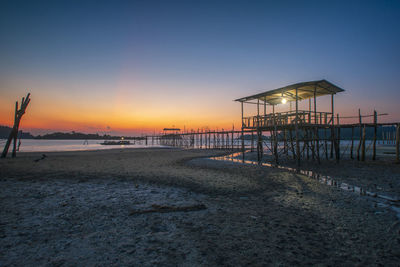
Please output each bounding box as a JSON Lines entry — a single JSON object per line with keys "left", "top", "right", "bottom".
{"left": 235, "top": 80, "right": 344, "bottom": 105}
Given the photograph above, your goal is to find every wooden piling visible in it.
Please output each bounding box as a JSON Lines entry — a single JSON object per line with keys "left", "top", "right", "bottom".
{"left": 295, "top": 88, "right": 300, "bottom": 167}
{"left": 241, "top": 102, "right": 245, "bottom": 161}
{"left": 314, "top": 87, "right": 320, "bottom": 163}
{"left": 357, "top": 109, "right": 362, "bottom": 161}
{"left": 350, "top": 126, "right": 354, "bottom": 159}
{"left": 231, "top": 126, "right": 234, "bottom": 150}
{"left": 273, "top": 115, "right": 278, "bottom": 164}
{"left": 372, "top": 110, "right": 377, "bottom": 160}
{"left": 324, "top": 128, "right": 328, "bottom": 160}
{"left": 396, "top": 124, "right": 399, "bottom": 163}
{"left": 251, "top": 131, "right": 254, "bottom": 152}
{"left": 336, "top": 114, "right": 340, "bottom": 162}
{"left": 283, "top": 130, "right": 288, "bottom": 155}
{"left": 209, "top": 130, "right": 211, "bottom": 149}
{"left": 306, "top": 130, "right": 311, "bottom": 160}
{"left": 257, "top": 128, "right": 262, "bottom": 163}
{"left": 361, "top": 125, "right": 366, "bottom": 161}
{"left": 316, "top": 126, "right": 320, "bottom": 164}
{"left": 330, "top": 94, "right": 335, "bottom": 160}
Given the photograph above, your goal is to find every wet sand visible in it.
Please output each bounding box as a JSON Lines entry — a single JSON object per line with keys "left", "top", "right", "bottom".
{"left": 1, "top": 148, "right": 400, "bottom": 266}
{"left": 242, "top": 147, "right": 400, "bottom": 197}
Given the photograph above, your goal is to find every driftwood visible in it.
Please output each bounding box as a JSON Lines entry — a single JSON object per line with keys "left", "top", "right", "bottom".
{"left": 1, "top": 93, "right": 31, "bottom": 158}
{"left": 34, "top": 154, "right": 47, "bottom": 162}
{"left": 129, "top": 204, "right": 206, "bottom": 215}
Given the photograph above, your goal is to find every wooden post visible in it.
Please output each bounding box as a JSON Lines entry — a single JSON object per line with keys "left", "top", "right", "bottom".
{"left": 231, "top": 126, "right": 234, "bottom": 150}
{"left": 257, "top": 129, "right": 262, "bottom": 164}
{"left": 201, "top": 129, "right": 203, "bottom": 149}
{"left": 273, "top": 126, "right": 278, "bottom": 165}
{"left": 314, "top": 88, "right": 320, "bottom": 163}
{"left": 357, "top": 109, "right": 362, "bottom": 161}
{"left": 289, "top": 129, "right": 295, "bottom": 160}
{"left": 306, "top": 130, "right": 310, "bottom": 160}
{"left": 324, "top": 128, "right": 328, "bottom": 160}
{"left": 330, "top": 94, "right": 335, "bottom": 159}
{"left": 251, "top": 131, "right": 254, "bottom": 152}
{"left": 221, "top": 131, "right": 223, "bottom": 149}
{"left": 372, "top": 110, "right": 377, "bottom": 160}
{"left": 213, "top": 131, "right": 216, "bottom": 149}
{"left": 396, "top": 124, "right": 399, "bottom": 163}
{"left": 241, "top": 101, "right": 245, "bottom": 162}
{"left": 264, "top": 100, "right": 266, "bottom": 119}
{"left": 350, "top": 127, "right": 354, "bottom": 159}
{"left": 204, "top": 130, "right": 207, "bottom": 149}
{"left": 283, "top": 130, "right": 287, "bottom": 155}
{"left": 361, "top": 125, "right": 366, "bottom": 161}
{"left": 295, "top": 88, "right": 300, "bottom": 167}
{"left": 336, "top": 114, "right": 340, "bottom": 162}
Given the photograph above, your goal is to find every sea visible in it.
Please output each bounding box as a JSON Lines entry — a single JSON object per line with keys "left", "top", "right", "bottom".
{"left": 0, "top": 139, "right": 163, "bottom": 153}
{"left": 0, "top": 138, "right": 393, "bottom": 153}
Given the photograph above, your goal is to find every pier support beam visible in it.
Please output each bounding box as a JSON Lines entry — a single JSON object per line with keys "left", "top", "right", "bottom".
{"left": 357, "top": 109, "right": 362, "bottom": 161}
{"left": 373, "top": 110, "right": 377, "bottom": 160}
{"left": 361, "top": 125, "right": 366, "bottom": 161}
{"left": 396, "top": 124, "right": 399, "bottom": 164}
{"left": 295, "top": 88, "right": 300, "bottom": 168}
{"left": 241, "top": 101, "right": 245, "bottom": 162}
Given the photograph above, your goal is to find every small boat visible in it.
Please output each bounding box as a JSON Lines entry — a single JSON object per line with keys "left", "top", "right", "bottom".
{"left": 100, "top": 140, "right": 131, "bottom": 145}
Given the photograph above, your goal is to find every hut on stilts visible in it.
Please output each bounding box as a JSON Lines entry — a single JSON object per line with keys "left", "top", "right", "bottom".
{"left": 235, "top": 80, "right": 344, "bottom": 167}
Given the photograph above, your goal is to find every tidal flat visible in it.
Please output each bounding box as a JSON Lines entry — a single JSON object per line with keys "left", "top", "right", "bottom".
{"left": 1, "top": 148, "right": 399, "bottom": 266}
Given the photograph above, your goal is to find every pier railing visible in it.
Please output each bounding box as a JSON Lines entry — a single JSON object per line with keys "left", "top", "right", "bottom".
{"left": 242, "top": 110, "right": 333, "bottom": 129}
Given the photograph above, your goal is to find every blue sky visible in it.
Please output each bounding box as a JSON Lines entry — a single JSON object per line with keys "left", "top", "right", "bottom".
{"left": 1, "top": 0, "right": 399, "bottom": 134}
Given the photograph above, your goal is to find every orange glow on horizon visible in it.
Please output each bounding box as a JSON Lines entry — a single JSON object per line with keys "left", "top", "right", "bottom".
{"left": 1, "top": 76, "right": 399, "bottom": 136}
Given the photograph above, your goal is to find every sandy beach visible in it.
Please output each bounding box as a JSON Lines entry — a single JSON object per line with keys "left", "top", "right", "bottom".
{"left": 1, "top": 148, "right": 400, "bottom": 266}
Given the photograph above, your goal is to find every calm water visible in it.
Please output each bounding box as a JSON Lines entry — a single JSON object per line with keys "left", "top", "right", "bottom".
{"left": 0, "top": 139, "right": 163, "bottom": 152}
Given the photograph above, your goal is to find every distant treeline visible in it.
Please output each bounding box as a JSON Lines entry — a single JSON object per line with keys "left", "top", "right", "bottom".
{"left": 0, "top": 126, "right": 137, "bottom": 140}
{"left": 0, "top": 126, "right": 34, "bottom": 139}
{"left": 0, "top": 125, "right": 397, "bottom": 141}
{"left": 35, "top": 131, "right": 137, "bottom": 140}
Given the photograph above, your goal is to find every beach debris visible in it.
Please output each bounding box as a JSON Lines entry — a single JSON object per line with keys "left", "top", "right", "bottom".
{"left": 129, "top": 203, "right": 206, "bottom": 215}
{"left": 1, "top": 93, "right": 31, "bottom": 158}
{"left": 34, "top": 154, "right": 47, "bottom": 162}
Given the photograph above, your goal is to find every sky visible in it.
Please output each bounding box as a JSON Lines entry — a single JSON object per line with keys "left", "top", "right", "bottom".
{"left": 0, "top": 0, "right": 399, "bottom": 136}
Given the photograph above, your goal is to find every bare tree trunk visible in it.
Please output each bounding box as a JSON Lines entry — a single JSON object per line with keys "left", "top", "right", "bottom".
{"left": 1, "top": 94, "right": 30, "bottom": 158}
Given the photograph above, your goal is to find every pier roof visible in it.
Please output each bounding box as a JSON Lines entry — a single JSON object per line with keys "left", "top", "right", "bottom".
{"left": 235, "top": 79, "right": 344, "bottom": 105}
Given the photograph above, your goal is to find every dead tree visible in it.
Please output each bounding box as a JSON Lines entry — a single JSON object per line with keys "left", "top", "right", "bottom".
{"left": 1, "top": 93, "right": 31, "bottom": 158}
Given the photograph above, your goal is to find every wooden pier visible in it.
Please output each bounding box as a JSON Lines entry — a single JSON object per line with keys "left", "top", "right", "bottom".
{"left": 136, "top": 80, "right": 400, "bottom": 166}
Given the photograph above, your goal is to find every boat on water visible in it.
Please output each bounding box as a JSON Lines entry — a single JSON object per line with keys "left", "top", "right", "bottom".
{"left": 100, "top": 140, "right": 131, "bottom": 145}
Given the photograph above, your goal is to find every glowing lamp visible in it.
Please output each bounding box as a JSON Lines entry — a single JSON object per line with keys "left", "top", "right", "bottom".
{"left": 281, "top": 98, "right": 287, "bottom": 104}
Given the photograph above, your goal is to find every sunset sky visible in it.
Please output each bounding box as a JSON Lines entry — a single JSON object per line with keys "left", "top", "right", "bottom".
{"left": 1, "top": 0, "right": 399, "bottom": 136}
